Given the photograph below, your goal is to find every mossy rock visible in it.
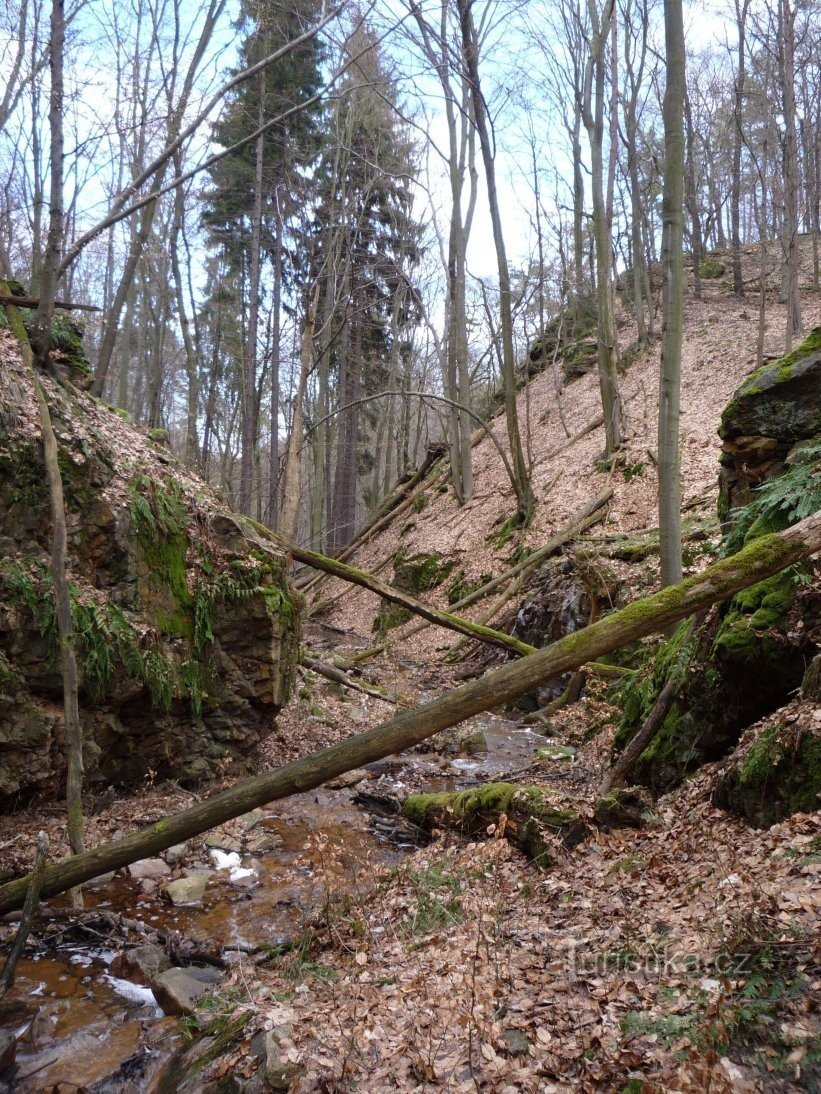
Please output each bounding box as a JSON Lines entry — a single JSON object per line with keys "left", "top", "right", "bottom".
{"left": 446, "top": 570, "right": 493, "bottom": 605}
{"left": 719, "top": 326, "right": 821, "bottom": 444}
{"left": 613, "top": 566, "right": 816, "bottom": 794}
{"left": 372, "top": 600, "right": 413, "bottom": 636}
{"left": 699, "top": 258, "right": 726, "bottom": 280}
{"left": 392, "top": 549, "right": 456, "bottom": 594}
{"left": 593, "top": 788, "right": 652, "bottom": 829}
{"left": 403, "top": 782, "right": 587, "bottom": 869}
{"left": 713, "top": 719, "right": 821, "bottom": 827}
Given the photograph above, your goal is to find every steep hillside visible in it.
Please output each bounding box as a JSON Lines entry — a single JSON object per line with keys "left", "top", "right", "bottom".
{"left": 319, "top": 274, "right": 821, "bottom": 662}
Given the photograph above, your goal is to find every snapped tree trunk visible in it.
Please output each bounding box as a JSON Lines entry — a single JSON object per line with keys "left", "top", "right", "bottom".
{"left": 2, "top": 510, "right": 819, "bottom": 913}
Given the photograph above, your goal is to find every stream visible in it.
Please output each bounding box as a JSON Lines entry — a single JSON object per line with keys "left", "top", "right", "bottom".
{"left": 0, "top": 715, "right": 549, "bottom": 1091}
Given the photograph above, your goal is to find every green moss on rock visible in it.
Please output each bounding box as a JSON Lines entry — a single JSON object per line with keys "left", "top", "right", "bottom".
{"left": 392, "top": 548, "right": 457, "bottom": 594}
{"left": 713, "top": 721, "right": 821, "bottom": 827}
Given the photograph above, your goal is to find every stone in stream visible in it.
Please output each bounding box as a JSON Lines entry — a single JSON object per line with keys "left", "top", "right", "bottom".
{"left": 164, "top": 842, "right": 189, "bottom": 865}
{"left": 534, "top": 744, "right": 575, "bottom": 763}
{"left": 459, "top": 731, "right": 488, "bottom": 756}
{"left": 204, "top": 833, "right": 242, "bottom": 853}
{"left": 166, "top": 876, "right": 207, "bottom": 905}
{"left": 128, "top": 857, "right": 171, "bottom": 879}
{"left": 109, "top": 942, "right": 170, "bottom": 986}
{"left": 151, "top": 966, "right": 222, "bottom": 1016}
{"left": 0, "top": 1030, "right": 15, "bottom": 1074}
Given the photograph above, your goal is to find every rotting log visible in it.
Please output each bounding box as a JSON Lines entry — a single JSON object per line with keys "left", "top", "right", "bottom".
{"left": 1, "top": 510, "right": 819, "bottom": 913}
{"left": 301, "top": 654, "right": 399, "bottom": 704}
{"left": 288, "top": 542, "right": 537, "bottom": 658}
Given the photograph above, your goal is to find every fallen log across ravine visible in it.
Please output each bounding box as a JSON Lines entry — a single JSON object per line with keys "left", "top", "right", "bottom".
{"left": 288, "top": 542, "right": 538, "bottom": 658}
{"left": 0, "top": 509, "right": 818, "bottom": 913}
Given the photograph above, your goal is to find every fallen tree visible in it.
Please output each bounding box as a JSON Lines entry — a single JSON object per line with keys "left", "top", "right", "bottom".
{"left": 287, "top": 540, "right": 537, "bottom": 658}
{"left": 1, "top": 509, "right": 818, "bottom": 913}
{"left": 349, "top": 488, "right": 613, "bottom": 665}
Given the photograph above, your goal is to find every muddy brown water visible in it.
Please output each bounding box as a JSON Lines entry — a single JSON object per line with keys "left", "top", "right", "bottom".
{"left": 1, "top": 717, "right": 547, "bottom": 1090}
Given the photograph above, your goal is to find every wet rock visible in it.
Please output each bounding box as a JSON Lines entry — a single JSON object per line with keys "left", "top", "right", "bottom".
{"left": 166, "top": 876, "right": 207, "bottom": 905}
{"left": 241, "top": 809, "right": 264, "bottom": 830}
{"left": 245, "top": 830, "right": 283, "bottom": 853}
{"left": 326, "top": 768, "right": 367, "bottom": 789}
{"left": 534, "top": 744, "right": 574, "bottom": 763}
{"left": 128, "top": 857, "right": 171, "bottom": 879}
{"left": 110, "top": 942, "right": 170, "bottom": 986}
{"left": 164, "top": 842, "right": 189, "bottom": 865}
{"left": 204, "top": 833, "right": 242, "bottom": 853}
{"left": 151, "top": 965, "right": 222, "bottom": 1016}
{"left": 0, "top": 1030, "right": 15, "bottom": 1073}
{"left": 459, "top": 731, "right": 488, "bottom": 756}
{"left": 500, "top": 1028, "right": 531, "bottom": 1057}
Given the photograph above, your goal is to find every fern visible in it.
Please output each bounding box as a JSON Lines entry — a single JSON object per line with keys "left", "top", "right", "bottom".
{"left": 724, "top": 438, "right": 821, "bottom": 555}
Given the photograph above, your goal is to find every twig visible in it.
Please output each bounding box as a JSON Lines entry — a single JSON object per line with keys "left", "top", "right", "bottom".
{"left": 0, "top": 830, "right": 49, "bottom": 994}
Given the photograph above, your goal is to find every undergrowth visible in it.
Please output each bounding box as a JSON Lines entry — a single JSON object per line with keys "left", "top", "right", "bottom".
{"left": 724, "top": 438, "right": 821, "bottom": 555}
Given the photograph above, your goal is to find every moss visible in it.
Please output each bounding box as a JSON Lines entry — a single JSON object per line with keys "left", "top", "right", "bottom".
{"left": 392, "top": 548, "right": 456, "bottom": 594}
{"left": 372, "top": 601, "right": 412, "bottom": 635}
{"left": 129, "top": 473, "right": 192, "bottom": 634}
{"left": 699, "top": 258, "right": 726, "bottom": 279}
{"left": 446, "top": 571, "right": 492, "bottom": 605}
{"left": 721, "top": 326, "right": 821, "bottom": 438}
{"left": 715, "top": 723, "right": 821, "bottom": 827}
{"left": 403, "top": 782, "right": 581, "bottom": 839}
{"left": 411, "top": 493, "right": 428, "bottom": 513}
{"left": 486, "top": 513, "right": 522, "bottom": 550}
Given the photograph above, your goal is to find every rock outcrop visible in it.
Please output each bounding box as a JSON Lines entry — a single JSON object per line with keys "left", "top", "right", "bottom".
{"left": 718, "top": 325, "right": 821, "bottom": 522}
{"left": 0, "top": 332, "right": 299, "bottom": 808}
{"left": 614, "top": 329, "right": 820, "bottom": 803}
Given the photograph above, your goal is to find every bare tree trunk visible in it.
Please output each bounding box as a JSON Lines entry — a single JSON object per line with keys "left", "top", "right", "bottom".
{"left": 684, "top": 88, "right": 703, "bottom": 302}
{"left": 269, "top": 211, "right": 282, "bottom": 530}
{"left": 582, "top": 0, "right": 623, "bottom": 457}
{"left": 458, "top": 0, "right": 533, "bottom": 523}
{"left": 279, "top": 287, "right": 318, "bottom": 544}
{"left": 731, "top": 0, "right": 750, "bottom": 295}
{"left": 779, "top": 0, "right": 802, "bottom": 348}
{"left": 3, "top": 509, "right": 819, "bottom": 914}
{"left": 658, "top": 0, "right": 686, "bottom": 591}
{"left": 241, "top": 104, "right": 266, "bottom": 516}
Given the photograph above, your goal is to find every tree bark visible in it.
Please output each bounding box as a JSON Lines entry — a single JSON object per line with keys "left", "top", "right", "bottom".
{"left": 0, "top": 831, "right": 49, "bottom": 994}
{"left": 279, "top": 286, "right": 318, "bottom": 544}
{"left": 2, "top": 510, "right": 819, "bottom": 913}
{"left": 658, "top": 0, "right": 685, "bottom": 590}
{"left": 458, "top": 0, "right": 533, "bottom": 524}
{"left": 582, "top": 0, "right": 623, "bottom": 456}
{"left": 730, "top": 0, "right": 750, "bottom": 296}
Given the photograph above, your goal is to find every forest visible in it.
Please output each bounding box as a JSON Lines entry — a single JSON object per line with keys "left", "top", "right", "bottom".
{"left": 0, "top": 0, "right": 820, "bottom": 1090}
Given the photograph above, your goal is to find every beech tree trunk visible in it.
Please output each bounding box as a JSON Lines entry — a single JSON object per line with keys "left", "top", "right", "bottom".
{"left": 2, "top": 509, "right": 818, "bottom": 913}
{"left": 658, "top": 0, "right": 685, "bottom": 590}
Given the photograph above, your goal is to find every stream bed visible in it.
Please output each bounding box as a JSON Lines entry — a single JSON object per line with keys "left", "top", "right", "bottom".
{"left": 1, "top": 716, "right": 548, "bottom": 1091}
